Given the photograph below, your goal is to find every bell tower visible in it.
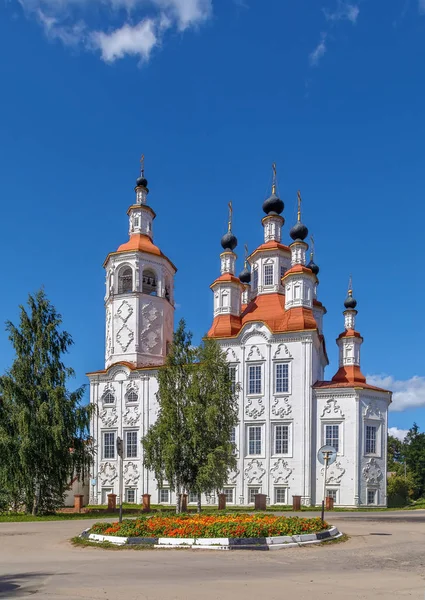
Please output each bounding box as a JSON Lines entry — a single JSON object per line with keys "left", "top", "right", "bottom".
{"left": 103, "top": 157, "right": 176, "bottom": 368}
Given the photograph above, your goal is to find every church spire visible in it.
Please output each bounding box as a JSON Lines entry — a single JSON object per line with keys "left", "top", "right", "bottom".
{"left": 331, "top": 279, "right": 365, "bottom": 384}
{"left": 261, "top": 163, "right": 285, "bottom": 243}
{"left": 135, "top": 153, "right": 149, "bottom": 205}
{"left": 129, "top": 155, "right": 155, "bottom": 239}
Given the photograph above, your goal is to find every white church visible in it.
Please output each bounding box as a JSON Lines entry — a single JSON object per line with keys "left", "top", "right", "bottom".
{"left": 88, "top": 161, "right": 392, "bottom": 507}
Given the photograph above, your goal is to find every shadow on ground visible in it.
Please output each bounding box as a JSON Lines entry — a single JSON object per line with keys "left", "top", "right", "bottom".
{"left": 0, "top": 572, "right": 64, "bottom": 597}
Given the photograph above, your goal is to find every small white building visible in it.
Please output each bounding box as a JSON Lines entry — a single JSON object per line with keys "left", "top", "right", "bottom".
{"left": 88, "top": 163, "right": 391, "bottom": 507}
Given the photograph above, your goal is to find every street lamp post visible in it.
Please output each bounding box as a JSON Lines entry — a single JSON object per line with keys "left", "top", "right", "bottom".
{"left": 317, "top": 445, "right": 337, "bottom": 525}
{"left": 116, "top": 437, "right": 124, "bottom": 523}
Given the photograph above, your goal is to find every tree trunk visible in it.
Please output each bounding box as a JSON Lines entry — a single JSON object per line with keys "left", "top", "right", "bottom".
{"left": 176, "top": 483, "right": 181, "bottom": 514}
{"left": 197, "top": 493, "right": 202, "bottom": 514}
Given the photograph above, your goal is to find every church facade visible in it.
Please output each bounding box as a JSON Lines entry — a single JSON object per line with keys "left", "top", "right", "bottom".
{"left": 88, "top": 163, "right": 392, "bottom": 507}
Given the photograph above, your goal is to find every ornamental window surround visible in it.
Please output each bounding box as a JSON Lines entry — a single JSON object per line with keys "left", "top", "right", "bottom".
{"left": 125, "top": 430, "right": 138, "bottom": 458}
{"left": 102, "top": 389, "right": 115, "bottom": 405}
{"left": 103, "top": 431, "right": 115, "bottom": 460}
{"left": 273, "top": 423, "right": 291, "bottom": 456}
{"left": 264, "top": 263, "right": 274, "bottom": 286}
{"left": 223, "top": 488, "right": 234, "bottom": 504}
{"left": 126, "top": 389, "right": 138, "bottom": 403}
{"left": 325, "top": 423, "right": 340, "bottom": 453}
{"left": 274, "top": 487, "right": 287, "bottom": 504}
{"left": 365, "top": 424, "right": 378, "bottom": 455}
{"left": 275, "top": 362, "right": 290, "bottom": 394}
{"left": 247, "top": 425, "right": 262, "bottom": 456}
{"left": 248, "top": 364, "right": 262, "bottom": 395}
{"left": 367, "top": 489, "right": 377, "bottom": 505}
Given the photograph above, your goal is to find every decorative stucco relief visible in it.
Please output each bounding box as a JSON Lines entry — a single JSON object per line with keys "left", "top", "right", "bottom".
{"left": 270, "top": 459, "right": 293, "bottom": 483}
{"left": 225, "top": 347, "right": 238, "bottom": 362}
{"left": 99, "top": 407, "right": 118, "bottom": 427}
{"left": 271, "top": 396, "right": 292, "bottom": 418}
{"left": 99, "top": 462, "right": 118, "bottom": 485}
{"left": 140, "top": 302, "right": 162, "bottom": 354}
{"left": 228, "top": 468, "right": 240, "bottom": 484}
{"left": 116, "top": 324, "right": 134, "bottom": 352}
{"left": 117, "top": 300, "right": 133, "bottom": 323}
{"left": 246, "top": 345, "right": 265, "bottom": 361}
{"left": 124, "top": 462, "right": 140, "bottom": 485}
{"left": 321, "top": 398, "right": 345, "bottom": 419}
{"left": 244, "top": 459, "right": 266, "bottom": 484}
{"left": 364, "top": 400, "right": 383, "bottom": 420}
{"left": 123, "top": 406, "right": 141, "bottom": 427}
{"left": 322, "top": 461, "right": 345, "bottom": 485}
{"left": 362, "top": 458, "right": 383, "bottom": 484}
{"left": 273, "top": 343, "right": 293, "bottom": 360}
{"left": 245, "top": 398, "right": 265, "bottom": 419}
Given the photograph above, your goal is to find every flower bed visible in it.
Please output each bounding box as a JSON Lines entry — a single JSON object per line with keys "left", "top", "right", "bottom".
{"left": 89, "top": 514, "right": 327, "bottom": 539}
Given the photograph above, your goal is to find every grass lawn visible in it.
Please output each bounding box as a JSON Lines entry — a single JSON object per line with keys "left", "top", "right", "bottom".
{"left": 1, "top": 499, "right": 424, "bottom": 523}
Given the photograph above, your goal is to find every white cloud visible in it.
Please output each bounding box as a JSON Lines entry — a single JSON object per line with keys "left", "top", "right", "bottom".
{"left": 92, "top": 18, "right": 157, "bottom": 62}
{"left": 367, "top": 374, "right": 425, "bottom": 412}
{"left": 309, "top": 33, "right": 327, "bottom": 66}
{"left": 16, "top": 0, "right": 213, "bottom": 63}
{"left": 324, "top": 1, "right": 360, "bottom": 24}
{"left": 388, "top": 427, "right": 409, "bottom": 442}
{"left": 420, "top": 0, "right": 425, "bottom": 15}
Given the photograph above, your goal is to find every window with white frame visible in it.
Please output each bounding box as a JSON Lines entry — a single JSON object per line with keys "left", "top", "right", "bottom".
{"left": 274, "top": 424, "right": 290, "bottom": 455}
{"left": 126, "top": 488, "right": 136, "bottom": 503}
{"left": 326, "top": 489, "right": 338, "bottom": 503}
{"left": 275, "top": 363, "right": 289, "bottom": 393}
{"left": 229, "top": 366, "right": 237, "bottom": 394}
{"left": 253, "top": 266, "right": 258, "bottom": 290}
{"left": 103, "top": 431, "right": 115, "bottom": 459}
{"left": 101, "top": 488, "right": 113, "bottom": 504}
{"left": 248, "top": 365, "right": 262, "bottom": 395}
{"left": 125, "top": 431, "right": 138, "bottom": 458}
{"left": 264, "top": 264, "right": 274, "bottom": 286}
{"left": 230, "top": 426, "right": 237, "bottom": 454}
{"left": 248, "top": 426, "right": 262, "bottom": 455}
{"left": 224, "top": 488, "right": 234, "bottom": 504}
{"left": 367, "top": 489, "right": 377, "bottom": 505}
{"left": 280, "top": 265, "right": 286, "bottom": 283}
{"left": 275, "top": 487, "right": 287, "bottom": 504}
{"left": 325, "top": 424, "right": 340, "bottom": 453}
{"left": 103, "top": 391, "right": 115, "bottom": 404}
{"left": 248, "top": 487, "right": 260, "bottom": 503}
{"left": 159, "top": 489, "right": 170, "bottom": 503}
{"left": 189, "top": 492, "right": 198, "bottom": 504}
{"left": 365, "top": 425, "right": 377, "bottom": 455}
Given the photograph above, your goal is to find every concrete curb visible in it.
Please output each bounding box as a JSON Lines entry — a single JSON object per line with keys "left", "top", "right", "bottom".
{"left": 83, "top": 526, "right": 342, "bottom": 550}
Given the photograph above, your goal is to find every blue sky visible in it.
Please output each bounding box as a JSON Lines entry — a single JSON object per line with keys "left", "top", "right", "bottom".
{"left": 0, "top": 0, "right": 424, "bottom": 438}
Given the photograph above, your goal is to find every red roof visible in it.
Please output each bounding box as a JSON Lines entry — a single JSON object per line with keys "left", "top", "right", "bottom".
{"left": 103, "top": 234, "right": 177, "bottom": 270}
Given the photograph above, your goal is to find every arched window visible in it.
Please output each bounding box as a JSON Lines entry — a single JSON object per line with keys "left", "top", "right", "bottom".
{"left": 126, "top": 389, "right": 138, "bottom": 403}
{"left": 142, "top": 269, "right": 157, "bottom": 295}
{"left": 118, "top": 267, "right": 133, "bottom": 294}
{"left": 103, "top": 391, "right": 115, "bottom": 404}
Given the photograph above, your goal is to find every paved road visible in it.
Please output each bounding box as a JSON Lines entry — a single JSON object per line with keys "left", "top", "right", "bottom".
{"left": 1, "top": 511, "right": 425, "bottom": 599}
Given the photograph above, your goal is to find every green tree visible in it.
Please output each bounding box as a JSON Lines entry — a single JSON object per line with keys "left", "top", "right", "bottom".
{"left": 405, "top": 423, "right": 425, "bottom": 499}
{"left": 142, "top": 320, "right": 196, "bottom": 513}
{"left": 142, "top": 321, "right": 238, "bottom": 513}
{"left": 188, "top": 336, "right": 238, "bottom": 511}
{"left": 0, "top": 290, "right": 93, "bottom": 514}
{"left": 387, "top": 434, "right": 406, "bottom": 474}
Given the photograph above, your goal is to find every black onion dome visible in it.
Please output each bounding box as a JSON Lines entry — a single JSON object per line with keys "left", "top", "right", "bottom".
{"left": 344, "top": 294, "right": 357, "bottom": 310}
{"left": 136, "top": 175, "right": 148, "bottom": 188}
{"left": 290, "top": 221, "right": 309, "bottom": 241}
{"left": 262, "top": 192, "right": 284, "bottom": 215}
{"left": 221, "top": 231, "right": 238, "bottom": 251}
{"left": 239, "top": 266, "right": 251, "bottom": 284}
{"left": 307, "top": 260, "right": 319, "bottom": 276}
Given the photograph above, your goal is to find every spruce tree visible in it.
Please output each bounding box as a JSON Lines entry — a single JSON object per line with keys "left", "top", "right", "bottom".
{"left": 0, "top": 290, "right": 93, "bottom": 514}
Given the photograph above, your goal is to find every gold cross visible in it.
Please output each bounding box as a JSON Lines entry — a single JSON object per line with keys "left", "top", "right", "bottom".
{"left": 297, "top": 190, "right": 302, "bottom": 222}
